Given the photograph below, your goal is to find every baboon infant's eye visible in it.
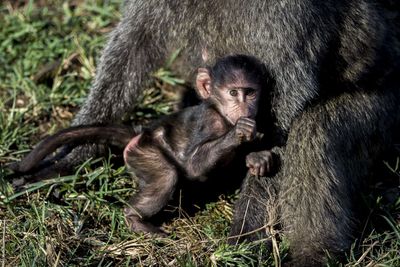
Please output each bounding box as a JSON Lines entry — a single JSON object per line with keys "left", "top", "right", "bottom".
{"left": 229, "top": 89, "right": 238, "bottom": 96}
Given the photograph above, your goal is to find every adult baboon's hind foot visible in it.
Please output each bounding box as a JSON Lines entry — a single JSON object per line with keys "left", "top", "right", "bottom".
{"left": 229, "top": 173, "right": 279, "bottom": 244}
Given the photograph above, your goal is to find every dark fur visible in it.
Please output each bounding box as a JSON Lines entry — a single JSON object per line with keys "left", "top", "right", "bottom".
{"left": 13, "top": 1, "right": 400, "bottom": 265}
{"left": 12, "top": 125, "right": 135, "bottom": 173}
{"left": 13, "top": 55, "right": 269, "bottom": 234}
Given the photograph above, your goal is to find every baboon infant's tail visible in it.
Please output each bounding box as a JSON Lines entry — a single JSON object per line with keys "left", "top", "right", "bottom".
{"left": 12, "top": 125, "right": 137, "bottom": 173}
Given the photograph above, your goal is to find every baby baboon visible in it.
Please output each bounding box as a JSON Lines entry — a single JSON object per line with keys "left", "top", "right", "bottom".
{"left": 12, "top": 55, "right": 274, "bottom": 234}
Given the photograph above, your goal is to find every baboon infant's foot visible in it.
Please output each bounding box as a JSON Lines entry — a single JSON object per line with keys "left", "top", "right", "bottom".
{"left": 124, "top": 213, "right": 167, "bottom": 237}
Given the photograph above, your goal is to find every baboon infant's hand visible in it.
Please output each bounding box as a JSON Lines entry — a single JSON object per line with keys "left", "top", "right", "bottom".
{"left": 246, "top": 150, "right": 274, "bottom": 177}
{"left": 234, "top": 117, "right": 257, "bottom": 143}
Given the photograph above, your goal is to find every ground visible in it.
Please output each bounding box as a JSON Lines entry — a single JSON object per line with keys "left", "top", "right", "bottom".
{"left": 0, "top": 1, "right": 399, "bottom": 266}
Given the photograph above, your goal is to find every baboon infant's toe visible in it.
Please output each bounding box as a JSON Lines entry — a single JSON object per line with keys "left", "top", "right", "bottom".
{"left": 125, "top": 214, "right": 167, "bottom": 237}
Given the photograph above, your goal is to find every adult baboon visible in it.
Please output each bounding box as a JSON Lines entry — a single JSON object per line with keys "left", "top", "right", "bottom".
{"left": 16, "top": 1, "right": 400, "bottom": 265}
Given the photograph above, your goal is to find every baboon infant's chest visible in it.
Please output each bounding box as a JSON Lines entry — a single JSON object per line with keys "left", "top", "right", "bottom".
{"left": 150, "top": 105, "right": 230, "bottom": 162}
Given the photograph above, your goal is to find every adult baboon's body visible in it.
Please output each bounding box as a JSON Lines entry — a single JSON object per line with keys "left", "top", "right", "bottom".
{"left": 30, "top": 1, "right": 400, "bottom": 265}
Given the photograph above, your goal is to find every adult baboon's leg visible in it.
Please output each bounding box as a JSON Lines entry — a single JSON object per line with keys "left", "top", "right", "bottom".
{"left": 18, "top": 3, "right": 171, "bottom": 180}
{"left": 280, "top": 88, "right": 400, "bottom": 266}
{"left": 229, "top": 173, "right": 280, "bottom": 245}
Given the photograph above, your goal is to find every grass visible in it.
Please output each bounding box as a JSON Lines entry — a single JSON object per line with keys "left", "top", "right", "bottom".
{"left": 0, "top": 1, "right": 399, "bottom": 266}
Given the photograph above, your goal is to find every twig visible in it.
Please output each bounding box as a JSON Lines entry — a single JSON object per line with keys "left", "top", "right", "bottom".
{"left": 353, "top": 241, "right": 379, "bottom": 266}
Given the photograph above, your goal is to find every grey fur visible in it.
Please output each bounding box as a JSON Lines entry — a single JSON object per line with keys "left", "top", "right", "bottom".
{"left": 48, "top": 1, "right": 400, "bottom": 265}
{"left": 231, "top": 87, "right": 400, "bottom": 266}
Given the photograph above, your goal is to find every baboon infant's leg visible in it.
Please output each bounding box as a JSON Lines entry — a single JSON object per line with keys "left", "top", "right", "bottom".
{"left": 124, "top": 142, "right": 178, "bottom": 234}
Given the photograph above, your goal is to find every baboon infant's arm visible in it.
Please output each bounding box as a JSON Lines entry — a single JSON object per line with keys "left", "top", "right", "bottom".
{"left": 124, "top": 106, "right": 256, "bottom": 180}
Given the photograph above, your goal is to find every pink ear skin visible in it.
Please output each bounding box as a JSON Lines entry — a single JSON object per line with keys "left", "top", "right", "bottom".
{"left": 123, "top": 134, "right": 142, "bottom": 164}
{"left": 196, "top": 68, "right": 212, "bottom": 99}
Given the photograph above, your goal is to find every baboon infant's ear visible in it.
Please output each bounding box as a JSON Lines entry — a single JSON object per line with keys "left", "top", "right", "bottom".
{"left": 196, "top": 68, "right": 212, "bottom": 99}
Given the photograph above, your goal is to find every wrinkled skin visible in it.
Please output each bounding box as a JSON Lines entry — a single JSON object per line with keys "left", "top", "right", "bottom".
{"left": 246, "top": 150, "right": 274, "bottom": 177}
